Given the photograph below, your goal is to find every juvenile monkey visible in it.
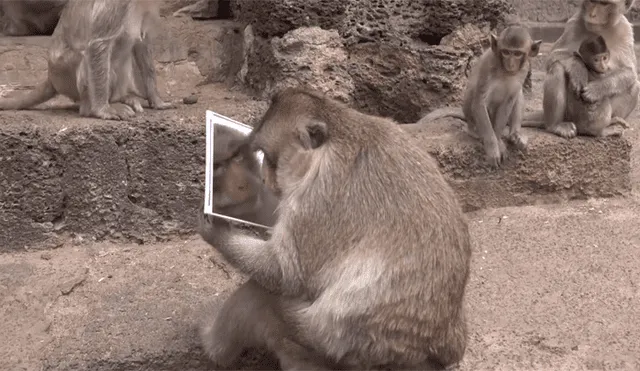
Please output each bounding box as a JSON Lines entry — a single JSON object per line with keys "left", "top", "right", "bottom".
{"left": 0, "top": 0, "right": 174, "bottom": 120}
{"left": 523, "top": 0, "right": 640, "bottom": 138}
{"left": 0, "top": 0, "right": 67, "bottom": 36}
{"left": 405, "top": 26, "right": 541, "bottom": 168}
{"left": 211, "top": 124, "right": 279, "bottom": 227}
{"left": 198, "top": 87, "right": 472, "bottom": 370}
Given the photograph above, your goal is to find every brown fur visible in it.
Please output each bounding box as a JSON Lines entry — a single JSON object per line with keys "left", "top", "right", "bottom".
{"left": 522, "top": 0, "right": 639, "bottom": 138}
{"left": 211, "top": 125, "right": 279, "bottom": 227}
{"left": 0, "top": 0, "right": 67, "bottom": 36}
{"left": 406, "top": 26, "right": 541, "bottom": 168}
{"left": 0, "top": 0, "right": 174, "bottom": 120}
{"left": 197, "top": 87, "right": 472, "bottom": 370}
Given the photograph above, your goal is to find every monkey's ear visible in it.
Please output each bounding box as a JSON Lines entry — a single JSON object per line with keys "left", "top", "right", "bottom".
{"left": 529, "top": 40, "right": 542, "bottom": 57}
{"left": 298, "top": 120, "right": 328, "bottom": 150}
{"left": 490, "top": 34, "right": 498, "bottom": 53}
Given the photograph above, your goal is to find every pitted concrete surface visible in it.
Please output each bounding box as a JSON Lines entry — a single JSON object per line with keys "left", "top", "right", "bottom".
{"left": 1, "top": 195, "right": 639, "bottom": 370}
{"left": 2, "top": 41, "right": 638, "bottom": 249}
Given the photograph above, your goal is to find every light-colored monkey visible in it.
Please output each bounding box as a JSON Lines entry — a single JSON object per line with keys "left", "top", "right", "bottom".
{"left": 523, "top": 0, "right": 639, "bottom": 138}
{"left": 0, "top": 0, "right": 67, "bottom": 36}
{"left": 211, "top": 124, "right": 279, "bottom": 227}
{"left": 197, "top": 87, "right": 472, "bottom": 370}
{"left": 405, "top": 26, "right": 541, "bottom": 168}
{"left": 0, "top": 0, "right": 174, "bottom": 120}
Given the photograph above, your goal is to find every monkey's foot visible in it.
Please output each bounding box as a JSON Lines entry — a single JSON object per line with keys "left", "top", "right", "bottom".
{"left": 150, "top": 99, "right": 176, "bottom": 110}
{"left": 610, "top": 116, "right": 630, "bottom": 129}
{"left": 90, "top": 104, "right": 136, "bottom": 121}
{"left": 547, "top": 122, "right": 577, "bottom": 139}
{"left": 122, "top": 97, "right": 144, "bottom": 113}
{"left": 507, "top": 132, "right": 528, "bottom": 152}
{"left": 601, "top": 124, "right": 627, "bottom": 137}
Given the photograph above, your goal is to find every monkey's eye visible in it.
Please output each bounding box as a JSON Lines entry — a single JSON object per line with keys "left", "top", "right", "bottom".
{"left": 501, "top": 50, "right": 510, "bottom": 56}
{"left": 513, "top": 51, "right": 524, "bottom": 57}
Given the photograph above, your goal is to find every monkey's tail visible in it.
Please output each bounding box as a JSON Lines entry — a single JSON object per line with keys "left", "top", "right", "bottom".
{"left": 401, "top": 107, "right": 465, "bottom": 132}
{"left": 0, "top": 80, "right": 56, "bottom": 110}
{"left": 521, "top": 110, "right": 545, "bottom": 128}
{"left": 418, "top": 107, "right": 465, "bottom": 123}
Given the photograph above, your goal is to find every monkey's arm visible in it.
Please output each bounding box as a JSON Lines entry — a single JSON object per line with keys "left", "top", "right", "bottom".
{"left": 581, "top": 67, "right": 638, "bottom": 102}
{"left": 493, "top": 95, "right": 517, "bottom": 138}
{"left": 561, "top": 57, "right": 589, "bottom": 97}
{"left": 198, "top": 212, "right": 284, "bottom": 293}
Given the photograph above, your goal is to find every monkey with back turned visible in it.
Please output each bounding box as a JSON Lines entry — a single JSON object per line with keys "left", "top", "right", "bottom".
{"left": 197, "top": 87, "right": 472, "bottom": 370}
{"left": 0, "top": 0, "right": 174, "bottom": 120}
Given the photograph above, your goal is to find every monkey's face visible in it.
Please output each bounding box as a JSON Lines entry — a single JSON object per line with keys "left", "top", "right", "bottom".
{"left": 499, "top": 48, "right": 528, "bottom": 74}
{"left": 582, "top": 0, "right": 620, "bottom": 27}
{"left": 492, "top": 28, "right": 541, "bottom": 75}
{"left": 589, "top": 52, "right": 611, "bottom": 73}
{"left": 212, "top": 143, "right": 262, "bottom": 215}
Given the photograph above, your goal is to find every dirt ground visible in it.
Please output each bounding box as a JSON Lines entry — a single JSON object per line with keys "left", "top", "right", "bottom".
{"left": 1, "top": 194, "right": 639, "bottom": 371}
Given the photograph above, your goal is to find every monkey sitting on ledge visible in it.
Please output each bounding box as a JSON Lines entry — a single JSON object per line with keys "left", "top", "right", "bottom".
{"left": 0, "top": 0, "right": 174, "bottom": 120}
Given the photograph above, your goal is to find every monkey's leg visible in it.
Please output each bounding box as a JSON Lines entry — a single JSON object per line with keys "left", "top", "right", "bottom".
{"left": 132, "top": 40, "right": 174, "bottom": 110}
{"left": 577, "top": 102, "right": 623, "bottom": 137}
{"left": 83, "top": 41, "right": 134, "bottom": 120}
{"left": 199, "top": 280, "right": 277, "bottom": 366}
{"left": 200, "top": 280, "right": 332, "bottom": 370}
{"left": 542, "top": 63, "right": 577, "bottom": 138}
{"left": 506, "top": 90, "right": 528, "bottom": 151}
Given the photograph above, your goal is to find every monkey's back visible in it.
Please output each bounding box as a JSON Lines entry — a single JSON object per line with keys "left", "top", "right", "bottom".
{"left": 294, "top": 116, "right": 471, "bottom": 367}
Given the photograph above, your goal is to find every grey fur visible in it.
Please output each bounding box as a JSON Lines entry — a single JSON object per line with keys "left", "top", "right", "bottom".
{"left": 198, "top": 87, "right": 472, "bottom": 370}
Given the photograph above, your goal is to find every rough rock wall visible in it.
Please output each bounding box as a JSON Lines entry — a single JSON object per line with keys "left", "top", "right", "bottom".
{"left": 232, "top": 0, "right": 515, "bottom": 123}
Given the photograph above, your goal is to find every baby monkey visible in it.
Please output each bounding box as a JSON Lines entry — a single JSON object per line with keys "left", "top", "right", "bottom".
{"left": 407, "top": 26, "right": 541, "bottom": 168}
{"left": 211, "top": 125, "right": 278, "bottom": 227}
{"left": 560, "top": 35, "right": 629, "bottom": 136}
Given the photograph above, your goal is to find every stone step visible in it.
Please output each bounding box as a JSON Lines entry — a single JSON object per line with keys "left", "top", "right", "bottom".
{"left": 1, "top": 33, "right": 637, "bottom": 250}
{"left": 2, "top": 196, "right": 639, "bottom": 370}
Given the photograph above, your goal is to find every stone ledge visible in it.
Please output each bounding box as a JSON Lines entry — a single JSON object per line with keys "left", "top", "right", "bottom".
{"left": 2, "top": 108, "right": 635, "bottom": 251}
{"left": 407, "top": 118, "right": 634, "bottom": 212}
{"left": 0, "top": 85, "right": 269, "bottom": 253}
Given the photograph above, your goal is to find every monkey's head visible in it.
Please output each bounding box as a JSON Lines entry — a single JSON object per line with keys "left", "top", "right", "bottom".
{"left": 578, "top": 35, "right": 611, "bottom": 74}
{"left": 491, "top": 26, "right": 542, "bottom": 75}
{"left": 581, "top": 0, "right": 632, "bottom": 30}
{"left": 250, "top": 88, "right": 333, "bottom": 198}
{"left": 212, "top": 126, "right": 262, "bottom": 216}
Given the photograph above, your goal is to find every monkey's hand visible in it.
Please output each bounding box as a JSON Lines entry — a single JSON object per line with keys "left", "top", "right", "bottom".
{"left": 197, "top": 211, "right": 234, "bottom": 250}
{"left": 580, "top": 83, "right": 603, "bottom": 103}
{"left": 484, "top": 139, "right": 505, "bottom": 168}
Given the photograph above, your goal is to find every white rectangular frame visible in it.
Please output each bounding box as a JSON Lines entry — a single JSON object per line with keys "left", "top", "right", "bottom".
{"left": 204, "top": 110, "right": 269, "bottom": 230}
